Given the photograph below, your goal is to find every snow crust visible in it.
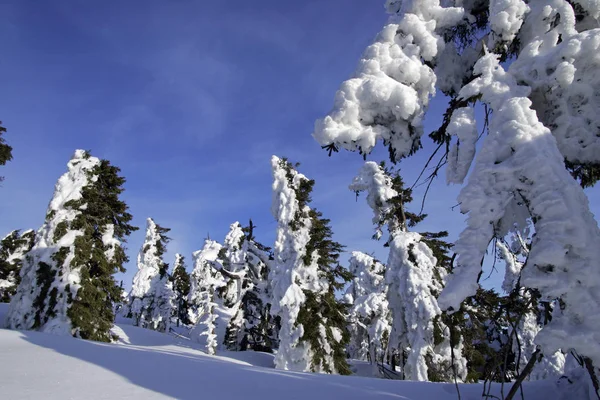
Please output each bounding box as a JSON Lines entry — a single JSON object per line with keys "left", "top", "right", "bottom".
{"left": 5, "top": 150, "right": 100, "bottom": 334}
{"left": 0, "top": 301, "right": 579, "bottom": 400}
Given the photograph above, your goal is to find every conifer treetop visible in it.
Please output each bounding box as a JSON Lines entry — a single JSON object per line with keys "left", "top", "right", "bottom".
{"left": 131, "top": 218, "right": 171, "bottom": 299}
{"left": 5, "top": 149, "right": 137, "bottom": 341}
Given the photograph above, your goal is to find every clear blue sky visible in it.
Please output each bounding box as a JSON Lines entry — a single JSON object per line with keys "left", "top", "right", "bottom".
{"left": 1, "top": 0, "right": 598, "bottom": 290}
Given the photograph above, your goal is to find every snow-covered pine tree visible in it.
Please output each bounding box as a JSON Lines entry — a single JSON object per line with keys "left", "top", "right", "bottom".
{"left": 297, "top": 210, "right": 353, "bottom": 375}
{"left": 147, "top": 261, "right": 175, "bottom": 333}
{"left": 270, "top": 156, "right": 351, "bottom": 374}
{"left": 188, "top": 239, "right": 224, "bottom": 355}
{"left": 129, "top": 218, "right": 171, "bottom": 330}
{"left": 198, "top": 222, "right": 251, "bottom": 353}
{"left": 314, "top": 0, "right": 600, "bottom": 391}
{"left": 496, "top": 237, "right": 566, "bottom": 381}
{"left": 345, "top": 251, "right": 390, "bottom": 369}
{"left": 171, "top": 254, "right": 191, "bottom": 326}
{"left": 270, "top": 156, "right": 314, "bottom": 371}
{"left": 350, "top": 161, "right": 466, "bottom": 382}
{"left": 5, "top": 150, "right": 137, "bottom": 341}
{"left": 0, "top": 120, "right": 12, "bottom": 182}
{"left": 0, "top": 230, "right": 35, "bottom": 302}
{"left": 223, "top": 220, "right": 277, "bottom": 352}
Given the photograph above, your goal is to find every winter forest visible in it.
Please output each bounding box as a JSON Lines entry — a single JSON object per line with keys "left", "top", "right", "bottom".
{"left": 1, "top": 0, "right": 600, "bottom": 399}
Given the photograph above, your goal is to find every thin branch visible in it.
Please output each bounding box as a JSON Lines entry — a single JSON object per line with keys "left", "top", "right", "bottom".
{"left": 410, "top": 142, "right": 444, "bottom": 190}
{"left": 505, "top": 349, "right": 542, "bottom": 400}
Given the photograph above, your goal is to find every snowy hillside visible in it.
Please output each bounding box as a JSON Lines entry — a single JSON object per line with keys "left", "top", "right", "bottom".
{"left": 0, "top": 304, "right": 581, "bottom": 400}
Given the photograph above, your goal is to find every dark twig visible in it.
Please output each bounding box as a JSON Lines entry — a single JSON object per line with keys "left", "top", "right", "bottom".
{"left": 505, "top": 349, "right": 541, "bottom": 400}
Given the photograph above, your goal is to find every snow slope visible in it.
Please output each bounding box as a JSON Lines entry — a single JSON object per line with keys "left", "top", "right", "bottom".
{"left": 0, "top": 304, "right": 582, "bottom": 399}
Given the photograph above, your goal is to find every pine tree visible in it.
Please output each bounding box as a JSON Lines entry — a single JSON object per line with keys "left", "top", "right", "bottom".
{"left": 350, "top": 161, "right": 467, "bottom": 382}
{"left": 147, "top": 261, "right": 175, "bottom": 333}
{"left": 5, "top": 150, "right": 137, "bottom": 341}
{"left": 314, "top": 0, "right": 600, "bottom": 391}
{"left": 188, "top": 239, "right": 224, "bottom": 355}
{"left": 296, "top": 210, "right": 353, "bottom": 375}
{"left": 0, "top": 230, "right": 35, "bottom": 302}
{"left": 129, "top": 218, "right": 172, "bottom": 330}
{"left": 170, "top": 254, "right": 191, "bottom": 326}
{"left": 223, "top": 220, "right": 277, "bottom": 352}
{"left": 496, "top": 238, "right": 566, "bottom": 381}
{"left": 270, "top": 156, "right": 351, "bottom": 374}
{"left": 0, "top": 121, "right": 13, "bottom": 182}
{"left": 345, "top": 251, "right": 391, "bottom": 375}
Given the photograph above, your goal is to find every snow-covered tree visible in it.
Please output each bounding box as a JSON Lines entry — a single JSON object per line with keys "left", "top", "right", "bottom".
{"left": 270, "top": 156, "right": 351, "bottom": 374}
{"left": 345, "top": 252, "right": 390, "bottom": 373}
{"left": 188, "top": 221, "right": 276, "bottom": 354}
{"left": 350, "top": 161, "right": 466, "bottom": 382}
{"left": 314, "top": 0, "right": 600, "bottom": 391}
{"left": 496, "top": 237, "right": 566, "bottom": 381}
{"left": 5, "top": 150, "right": 137, "bottom": 341}
{"left": 297, "top": 210, "right": 353, "bottom": 375}
{"left": 270, "top": 156, "right": 315, "bottom": 371}
{"left": 147, "top": 262, "right": 175, "bottom": 333}
{"left": 188, "top": 239, "right": 224, "bottom": 355}
{"left": 129, "top": 218, "right": 172, "bottom": 330}
{"left": 223, "top": 220, "right": 277, "bottom": 352}
{"left": 170, "top": 254, "right": 191, "bottom": 326}
{"left": 0, "top": 230, "right": 35, "bottom": 302}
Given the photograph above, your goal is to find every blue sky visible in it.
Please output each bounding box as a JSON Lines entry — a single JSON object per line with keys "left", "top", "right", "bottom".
{"left": 1, "top": 0, "right": 598, "bottom": 291}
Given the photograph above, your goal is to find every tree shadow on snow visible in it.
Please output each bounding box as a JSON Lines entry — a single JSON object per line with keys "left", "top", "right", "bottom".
{"left": 17, "top": 329, "right": 427, "bottom": 400}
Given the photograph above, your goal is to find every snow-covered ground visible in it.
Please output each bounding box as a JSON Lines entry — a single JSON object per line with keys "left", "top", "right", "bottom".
{"left": 0, "top": 304, "right": 581, "bottom": 399}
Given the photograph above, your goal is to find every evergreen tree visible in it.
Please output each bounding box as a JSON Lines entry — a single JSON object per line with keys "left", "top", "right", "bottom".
{"left": 350, "top": 161, "right": 467, "bottom": 382}
{"left": 147, "top": 261, "right": 175, "bottom": 333}
{"left": 188, "top": 239, "right": 224, "bottom": 355}
{"left": 170, "top": 254, "right": 191, "bottom": 326}
{"left": 270, "top": 156, "right": 351, "bottom": 374}
{"left": 0, "top": 230, "right": 35, "bottom": 302}
{"left": 314, "top": 0, "right": 600, "bottom": 390}
{"left": 5, "top": 150, "right": 137, "bottom": 341}
{"left": 296, "top": 210, "right": 353, "bottom": 375}
{"left": 0, "top": 121, "right": 13, "bottom": 182}
{"left": 345, "top": 251, "right": 391, "bottom": 376}
{"left": 129, "top": 218, "right": 172, "bottom": 331}
{"left": 223, "top": 220, "right": 277, "bottom": 352}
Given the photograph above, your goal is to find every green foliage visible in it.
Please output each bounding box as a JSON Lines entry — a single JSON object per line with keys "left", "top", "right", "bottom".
{"left": 154, "top": 224, "right": 171, "bottom": 258}
{"left": 53, "top": 221, "right": 68, "bottom": 242}
{"left": 278, "top": 158, "right": 315, "bottom": 232}
{"left": 451, "top": 287, "right": 542, "bottom": 383}
{"left": 59, "top": 157, "right": 138, "bottom": 342}
{"left": 171, "top": 257, "right": 191, "bottom": 326}
{"left": 297, "top": 211, "right": 352, "bottom": 375}
{"left": 566, "top": 159, "right": 600, "bottom": 189}
{"left": 224, "top": 221, "right": 277, "bottom": 352}
{"left": 32, "top": 261, "right": 56, "bottom": 329}
{"left": 0, "top": 230, "right": 35, "bottom": 302}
